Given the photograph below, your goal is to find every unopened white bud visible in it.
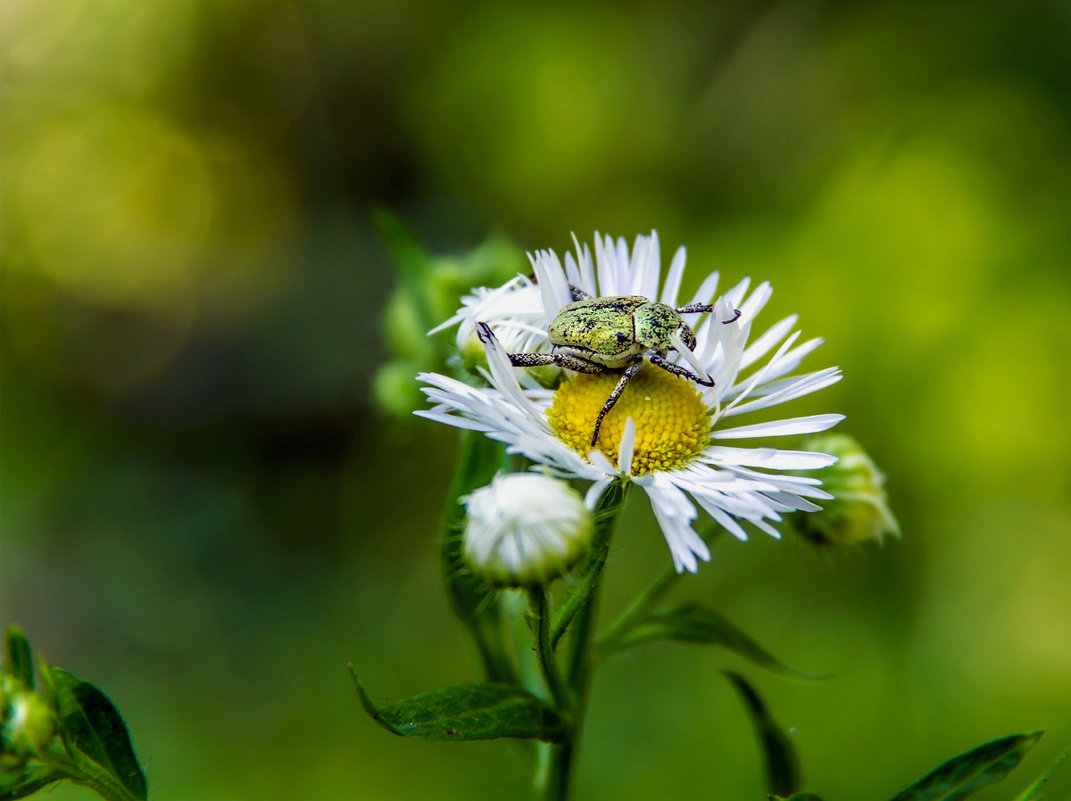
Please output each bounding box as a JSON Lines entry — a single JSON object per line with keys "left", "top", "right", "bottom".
{"left": 462, "top": 473, "right": 593, "bottom": 586}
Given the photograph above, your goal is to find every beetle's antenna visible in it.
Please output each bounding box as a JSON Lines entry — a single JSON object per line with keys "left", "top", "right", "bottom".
{"left": 722, "top": 307, "right": 741, "bottom": 324}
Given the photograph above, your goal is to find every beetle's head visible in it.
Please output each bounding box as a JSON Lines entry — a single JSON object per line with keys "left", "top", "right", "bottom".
{"left": 674, "top": 320, "right": 698, "bottom": 353}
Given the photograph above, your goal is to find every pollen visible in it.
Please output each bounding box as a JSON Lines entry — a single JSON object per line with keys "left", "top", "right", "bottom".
{"left": 547, "top": 363, "right": 711, "bottom": 475}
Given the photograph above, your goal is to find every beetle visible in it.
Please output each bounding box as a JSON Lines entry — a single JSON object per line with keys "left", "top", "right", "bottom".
{"left": 477, "top": 286, "right": 741, "bottom": 447}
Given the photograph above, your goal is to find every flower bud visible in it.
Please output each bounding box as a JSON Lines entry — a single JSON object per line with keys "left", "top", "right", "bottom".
{"left": 792, "top": 433, "right": 899, "bottom": 547}
{"left": 462, "top": 473, "right": 594, "bottom": 586}
{"left": 1, "top": 675, "right": 56, "bottom": 768}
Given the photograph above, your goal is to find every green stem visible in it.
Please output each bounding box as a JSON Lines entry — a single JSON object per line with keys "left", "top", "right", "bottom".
{"left": 549, "top": 481, "right": 629, "bottom": 648}
{"left": 537, "top": 479, "right": 629, "bottom": 801}
{"left": 472, "top": 606, "right": 520, "bottom": 686}
{"left": 527, "top": 587, "right": 570, "bottom": 713}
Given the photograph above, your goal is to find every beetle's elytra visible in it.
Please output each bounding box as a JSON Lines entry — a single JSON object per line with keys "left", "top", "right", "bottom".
{"left": 479, "top": 286, "right": 740, "bottom": 447}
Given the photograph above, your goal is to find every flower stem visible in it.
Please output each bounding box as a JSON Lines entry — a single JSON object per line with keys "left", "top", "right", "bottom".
{"left": 527, "top": 587, "right": 570, "bottom": 713}
{"left": 537, "top": 479, "right": 629, "bottom": 801}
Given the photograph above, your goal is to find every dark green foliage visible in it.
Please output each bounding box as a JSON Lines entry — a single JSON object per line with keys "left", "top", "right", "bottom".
{"left": 350, "top": 668, "right": 566, "bottom": 743}
{"left": 610, "top": 603, "right": 820, "bottom": 679}
{"left": 2, "top": 626, "right": 148, "bottom": 801}
{"left": 888, "top": 732, "right": 1042, "bottom": 801}
{"left": 39, "top": 664, "right": 148, "bottom": 801}
{"left": 723, "top": 671, "right": 800, "bottom": 798}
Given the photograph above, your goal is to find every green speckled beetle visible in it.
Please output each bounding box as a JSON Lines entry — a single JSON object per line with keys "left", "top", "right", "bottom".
{"left": 477, "top": 286, "right": 741, "bottom": 446}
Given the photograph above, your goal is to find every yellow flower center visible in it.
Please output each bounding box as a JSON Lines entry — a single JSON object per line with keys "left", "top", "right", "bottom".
{"left": 547, "top": 362, "right": 711, "bottom": 475}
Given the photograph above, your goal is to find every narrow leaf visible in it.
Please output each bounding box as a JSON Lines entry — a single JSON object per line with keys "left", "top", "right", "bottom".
{"left": 39, "top": 663, "right": 148, "bottom": 801}
{"left": 1013, "top": 744, "right": 1071, "bottom": 801}
{"left": 724, "top": 671, "right": 800, "bottom": 797}
{"left": 889, "top": 731, "right": 1043, "bottom": 801}
{"left": 613, "top": 604, "right": 822, "bottom": 679}
{"left": 350, "top": 668, "right": 566, "bottom": 743}
{"left": 3, "top": 626, "right": 34, "bottom": 689}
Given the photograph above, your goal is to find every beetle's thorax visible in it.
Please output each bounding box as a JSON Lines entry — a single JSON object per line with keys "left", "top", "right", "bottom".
{"left": 547, "top": 296, "right": 647, "bottom": 368}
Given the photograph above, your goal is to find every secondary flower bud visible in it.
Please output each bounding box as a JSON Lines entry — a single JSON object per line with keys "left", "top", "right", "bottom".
{"left": 1, "top": 675, "right": 56, "bottom": 767}
{"left": 462, "top": 473, "right": 594, "bottom": 586}
{"left": 791, "top": 433, "right": 899, "bottom": 547}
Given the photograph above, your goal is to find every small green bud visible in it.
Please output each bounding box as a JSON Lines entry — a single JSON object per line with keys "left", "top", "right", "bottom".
{"left": 792, "top": 433, "right": 899, "bottom": 547}
{"left": 462, "top": 473, "right": 594, "bottom": 587}
{"left": 1, "top": 675, "right": 56, "bottom": 766}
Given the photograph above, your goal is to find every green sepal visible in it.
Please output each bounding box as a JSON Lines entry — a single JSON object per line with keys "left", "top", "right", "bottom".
{"left": 1, "top": 764, "right": 65, "bottom": 800}
{"left": 1013, "top": 743, "right": 1071, "bottom": 801}
{"left": 439, "top": 433, "right": 518, "bottom": 684}
{"left": 441, "top": 432, "right": 508, "bottom": 625}
{"left": 38, "top": 662, "right": 148, "bottom": 801}
{"left": 723, "top": 671, "right": 800, "bottom": 798}
{"left": 3, "top": 627, "right": 34, "bottom": 690}
{"left": 889, "top": 731, "right": 1043, "bottom": 801}
{"left": 350, "top": 668, "right": 566, "bottom": 743}
{"left": 608, "top": 604, "right": 822, "bottom": 679}
{"left": 1, "top": 765, "right": 65, "bottom": 800}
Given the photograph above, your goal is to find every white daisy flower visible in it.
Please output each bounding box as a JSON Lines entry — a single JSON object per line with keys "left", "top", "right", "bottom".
{"left": 418, "top": 232, "right": 844, "bottom": 573}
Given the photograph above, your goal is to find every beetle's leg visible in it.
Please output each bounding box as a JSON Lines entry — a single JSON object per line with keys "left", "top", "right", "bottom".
{"left": 569, "top": 284, "right": 591, "bottom": 302}
{"left": 591, "top": 361, "right": 643, "bottom": 447}
{"left": 675, "top": 303, "right": 741, "bottom": 324}
{"left": 505, "top": 352, "right": 605, "bottom": 374}
{"left": 675, "top": 302, "right": 714, "bottom": 314}
{"left": 649, "top": 353, "right": 715, "bottom": 387}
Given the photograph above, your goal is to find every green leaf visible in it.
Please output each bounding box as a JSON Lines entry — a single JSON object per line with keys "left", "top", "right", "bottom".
{"left": 769, "top": 795, "right": 824, "bottom": 801}
{"left": 724, "top": 671, "right": 800, "bottom": 797}
{"left": 611, "top": 604, "right": 822, "bottom": 679}
{"left": 39, "top": 663, "right": 148, "bottom": 801}
{"left": 1013, "top": 744, "right": 1071, "bottom": 801}
{"left": 3, "top": 626, "right": 34, "bottom": 689}
{"left": 350, "top": 668, "right": 566, "bottom": 743}
{"left": 889, "top": 731, "right": 1043, "bottom": 801}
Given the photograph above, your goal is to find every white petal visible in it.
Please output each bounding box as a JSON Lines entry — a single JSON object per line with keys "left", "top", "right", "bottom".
{"left": 740, "top": 314, "right": 797, "bottom": 370}
{"left": 669, "top": 331, "right": 712, "bottom": 383}
{"left": 702, "top": 446, "right": 839, "bottom": 470}
{"left": 713, "top": 414, "right": 845, "bottom": 439}
{"left": 660, "top": 246, "right": 687, "bottom": 306}
{"left": 736, "top": 281, "right": 772, "bottom": 326}
{"left": 618, "top": 417, "right": 637, "bottom": 474}
{"left": 723, "top": 368, "right": 843, "bottom": 417}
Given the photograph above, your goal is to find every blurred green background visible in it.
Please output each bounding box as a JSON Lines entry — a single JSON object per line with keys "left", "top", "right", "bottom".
{"left": 3, "top": 1, "right": 1071, "bottom": 799}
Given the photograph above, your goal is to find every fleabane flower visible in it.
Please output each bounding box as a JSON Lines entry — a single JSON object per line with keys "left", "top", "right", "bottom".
{"left": 462, "top": 473, "right": 594, "bottom": 586}
{"left": 418, "top": 232, "right": 844, "bottom": 573}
